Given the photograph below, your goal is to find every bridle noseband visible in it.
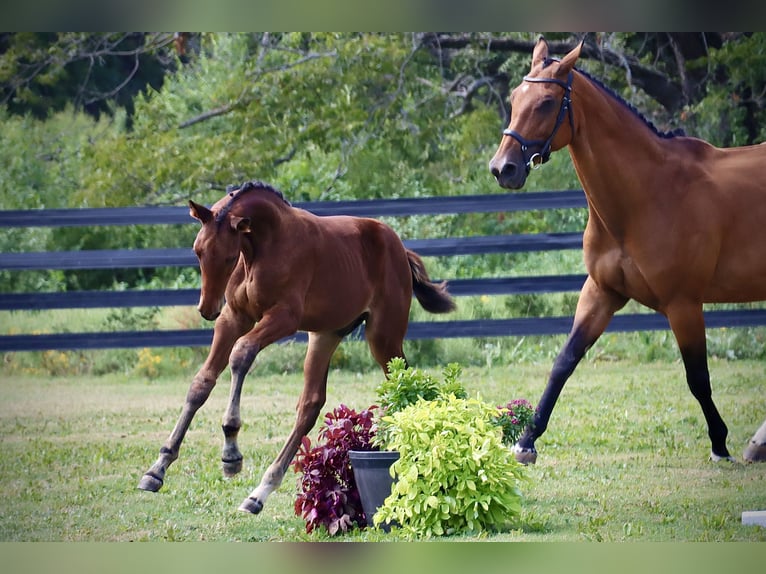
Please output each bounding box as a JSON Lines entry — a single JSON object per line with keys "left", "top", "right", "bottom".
{"left": 503, "top": 71, "right": 574, "bottom": 173}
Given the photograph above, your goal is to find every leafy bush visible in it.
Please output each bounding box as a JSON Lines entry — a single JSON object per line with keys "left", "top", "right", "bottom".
{"left": 292, "top": 404, "right": 377, "bottom": 535}
{"left": 373, "top": 357, "right": 466, "bottom": 448}
{"left": 374, "top": 395, "right": 527, "bottom": 537}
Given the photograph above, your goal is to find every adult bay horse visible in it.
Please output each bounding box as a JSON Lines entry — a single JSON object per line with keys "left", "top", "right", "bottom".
{"left": 489, "top": 36, "right": 766, "bottom": 464}
{"left": 138, "top": 180, "right": 455, "bottom": 513}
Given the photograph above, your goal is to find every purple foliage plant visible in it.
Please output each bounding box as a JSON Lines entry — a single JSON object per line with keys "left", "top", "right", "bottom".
{"left": 292, "top": 404, "right": 378, "bottom": 535}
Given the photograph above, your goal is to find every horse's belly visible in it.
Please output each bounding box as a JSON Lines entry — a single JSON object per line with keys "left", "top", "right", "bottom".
{"left": 704, "top": 244, "right": 766, "bottom": 303}
{"left": 704, "top": 274, "right": 766, "bottom": 303}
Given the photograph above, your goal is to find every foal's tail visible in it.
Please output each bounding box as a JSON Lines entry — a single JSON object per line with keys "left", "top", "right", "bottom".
{"left": 407, "top": 249, "right": 456, "bottom": 314}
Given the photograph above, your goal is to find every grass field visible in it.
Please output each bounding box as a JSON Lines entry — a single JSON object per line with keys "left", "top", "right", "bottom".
{"left": 0, "top": 356, "right": 764, "bottom": 542}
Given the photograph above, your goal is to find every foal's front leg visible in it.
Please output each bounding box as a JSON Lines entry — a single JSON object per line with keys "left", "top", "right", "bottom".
{"left": 137, "top": 317, "right": 242, "bottom": 492}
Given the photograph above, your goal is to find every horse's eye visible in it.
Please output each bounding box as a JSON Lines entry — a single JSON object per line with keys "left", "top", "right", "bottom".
{"left": 538, "top": 97, "right": 556, "bottom": 113}
{"left": 225, "top": 255, "right": 238, "bottom": 265}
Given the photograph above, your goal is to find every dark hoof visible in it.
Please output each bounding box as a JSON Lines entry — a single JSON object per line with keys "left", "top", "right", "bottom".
{"left": 138, "top": 473, "right": 164, "bottom": 492}
{"left": 222, "top": 457, "right": 243, "bottom": 477}
{"left": 743, "top": 441, "right": 766, "bottom": 463}
{"left": 513, "top": 443, "right": 538, "bottom": 465}
{"left": 238, "top": 496, "right": 263, "bottom": 514}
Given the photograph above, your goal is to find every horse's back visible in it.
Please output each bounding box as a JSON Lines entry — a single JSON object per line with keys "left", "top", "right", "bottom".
{"left": 670, "top": 138, "right": 766, "bottom": 302}
{"left": 292, "top": 211, "right": 412, "bottom": 331}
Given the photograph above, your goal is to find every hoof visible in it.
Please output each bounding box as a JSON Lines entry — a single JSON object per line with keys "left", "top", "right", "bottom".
{"left": 709, "top": 451, "right": 737, "bottom": 463}
{"left": 743, "top": 441, "right": 766, "bottom": 463}
{"left": 512, "top": 443, "right": 538, "bottom": 465}
{"left": 238, "top": 496, "right": 263, "bottom": 514}
{"left": 137, "top": 473, "right": 164, "bottom": 492}
{"left": 222, "top": 457, "right": 243, "bottom": 477}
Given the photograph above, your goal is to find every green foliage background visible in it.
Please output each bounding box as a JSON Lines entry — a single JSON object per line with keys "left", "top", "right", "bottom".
{"left": 2, "top": 32, "right": 766, "bottom": 373}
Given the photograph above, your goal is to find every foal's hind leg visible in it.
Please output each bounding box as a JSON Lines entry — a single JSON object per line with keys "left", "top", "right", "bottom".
{"left": 365, "top": 312, "right": 408, "bottom": 375}
{"left": 239, "top": 330, "right": 342, "bottom": 514}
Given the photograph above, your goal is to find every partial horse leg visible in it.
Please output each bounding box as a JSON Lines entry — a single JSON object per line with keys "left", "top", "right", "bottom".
{"left": 239, "top": 330, "right": 342, "bottom": 514}
{"left": 221, "top": 365, "right": 247, "bottom": 477}
{"left": 138, "top": 314, "right": 246, "bottom": 492}
{"left": 364, "top": 290, "right": 409, "bottom": 373}
{"left": 743, "top": 417, "right": 766, "bottom": 462}
{"left": 516, "top": 276, "right": 627, "bottom": 464}
{"left": 665, "top": 301, "right": 733, "bottom": 461}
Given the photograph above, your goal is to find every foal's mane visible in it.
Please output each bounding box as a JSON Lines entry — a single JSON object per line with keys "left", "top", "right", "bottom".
{"left": 572, "top": 63, "right": 683, "bottom": 139}
{"left": 215, "top": 180, "right": 291, "bottom": 223}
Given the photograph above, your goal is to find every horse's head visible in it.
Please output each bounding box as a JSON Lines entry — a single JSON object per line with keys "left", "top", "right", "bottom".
{"left": 489, "top": 36, "right": 583, "bottom": 189}
{"left": 189, "top": 199, "right": 251, "bottom": 321}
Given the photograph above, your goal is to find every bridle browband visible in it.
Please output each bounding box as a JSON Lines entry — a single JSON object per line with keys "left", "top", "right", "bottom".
{"left": 503, "top": 71, "right": 574, "bottom": 173}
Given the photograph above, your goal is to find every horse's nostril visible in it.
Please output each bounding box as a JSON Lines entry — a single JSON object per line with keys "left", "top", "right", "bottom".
{"left": 492, "top": 163, "right": 517, "bottom": 182}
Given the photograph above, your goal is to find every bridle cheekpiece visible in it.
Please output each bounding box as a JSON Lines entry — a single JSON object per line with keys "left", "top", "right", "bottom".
{"left": 503, "top": 71, "right": 574, "bottom": 173}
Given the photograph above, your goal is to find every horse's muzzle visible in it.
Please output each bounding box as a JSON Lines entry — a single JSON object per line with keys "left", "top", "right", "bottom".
{"left": 197, "top": 297, "right": 223, "bottom": 321}
{"left": 199, "top": 308, "right": 221, "bottom": 321}
{"left": 489, "top": 160, "right": 527, "bottom": 190}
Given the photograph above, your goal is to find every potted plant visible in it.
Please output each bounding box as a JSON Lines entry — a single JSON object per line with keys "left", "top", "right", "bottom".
{"left": 292, "top": 357, "right": 464, "bottom": 534}
{"left": 292, "top": 404, "right": 377, "bottom": 535}
{"left": 292, "top": 358, "right": 535, "bottom": 537}
{"left": 349, "top": 358, "right": 467, "bottom": 530}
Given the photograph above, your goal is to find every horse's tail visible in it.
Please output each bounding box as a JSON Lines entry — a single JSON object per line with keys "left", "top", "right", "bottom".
{"left": 407, "top": 249, "right": 456, "bottom": 314}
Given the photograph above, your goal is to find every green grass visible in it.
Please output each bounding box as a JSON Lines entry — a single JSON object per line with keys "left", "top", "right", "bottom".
{"left": 1, "top": 356, "right": 764, "bottom": 542}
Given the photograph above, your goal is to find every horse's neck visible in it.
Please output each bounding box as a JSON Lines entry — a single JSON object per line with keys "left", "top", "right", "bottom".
{"left": 568, "top": 74, "right": 670, "bottom": 235}
{"left": 238, "top": 195, "right": 291, "bottom": 242}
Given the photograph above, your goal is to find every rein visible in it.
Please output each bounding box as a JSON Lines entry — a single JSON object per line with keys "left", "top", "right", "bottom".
{"left": 503, "top": 71, "right": 574, "bottom": 173}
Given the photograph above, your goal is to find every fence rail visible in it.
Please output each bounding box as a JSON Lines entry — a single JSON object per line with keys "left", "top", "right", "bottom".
{"left": 2, "top": 190, "right": 765, "bottom": 352}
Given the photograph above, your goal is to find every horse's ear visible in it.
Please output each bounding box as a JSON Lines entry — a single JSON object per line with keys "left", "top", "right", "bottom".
{"left": 230, "top": 216, "right": 252, "bottom": 234}
{"left": 189, "top": 200, "right": 213, "bottom": 224}
{"left": 531, "top": 35, "right": 549, "bottom": 70}
{"left": 557, "top": 37, "right": 584, "bottom": 76}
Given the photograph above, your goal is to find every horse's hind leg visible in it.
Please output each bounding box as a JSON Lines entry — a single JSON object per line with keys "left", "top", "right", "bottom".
{"left": 666, "top": 302, "right": 733, "bottom": 461}
{"left": 364, "top": 297, "right": 408, "bottom": 373}
{"left": 744, "top": 417, "right": 766, "bottom": 462}
{"left": 239, "top": 330, "right": 342, "bottom": 514}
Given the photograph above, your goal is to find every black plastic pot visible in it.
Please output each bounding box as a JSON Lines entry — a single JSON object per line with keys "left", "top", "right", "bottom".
{"left": 348, "top": 450, "right": 399, "bottom": 530}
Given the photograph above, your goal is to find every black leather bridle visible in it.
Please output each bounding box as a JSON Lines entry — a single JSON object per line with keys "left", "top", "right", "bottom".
{"left": 503, "top": 71, "right": 574, "bottom": 173}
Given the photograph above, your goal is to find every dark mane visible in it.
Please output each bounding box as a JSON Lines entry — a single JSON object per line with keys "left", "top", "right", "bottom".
{"left": 216, "top": 180, "right": 291, "bottom": 223}
{"left": 576, "top": 66, "right": 683, "bottom": 139}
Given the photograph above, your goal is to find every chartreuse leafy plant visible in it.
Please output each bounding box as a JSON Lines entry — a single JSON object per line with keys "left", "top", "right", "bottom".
{"left": 373, "top": 357, "right": 467, "bottom": 448}
{"left": 374, "top": 395, "right": 528, "bottom": 538}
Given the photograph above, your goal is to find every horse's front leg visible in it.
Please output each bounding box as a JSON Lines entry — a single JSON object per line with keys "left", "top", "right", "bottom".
{"left": 221, "top": 366, "right": 247, "bottom": 478}
{"left": 239, "top": 330, "right": 342, "bottom": 514}
{"left": 666, "top": 301, "right": 733, "bottom": 462}
{"left": 138, "top": 314, "right": 243, "bottom": 492}
{"left": 516, "top": 276, "right": 627, "bottom": 463}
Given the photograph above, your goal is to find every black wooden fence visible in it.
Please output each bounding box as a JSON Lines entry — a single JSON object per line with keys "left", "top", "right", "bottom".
{"left": 2, "top": 190, "right": 766, "bottom": 352}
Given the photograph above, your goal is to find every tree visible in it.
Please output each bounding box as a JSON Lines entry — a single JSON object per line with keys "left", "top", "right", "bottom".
{"left": 2, "top": 32, "right": 765, "bottom": 293}
{"left": 0, "top": 32, "right": 178, "bottom": 121}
